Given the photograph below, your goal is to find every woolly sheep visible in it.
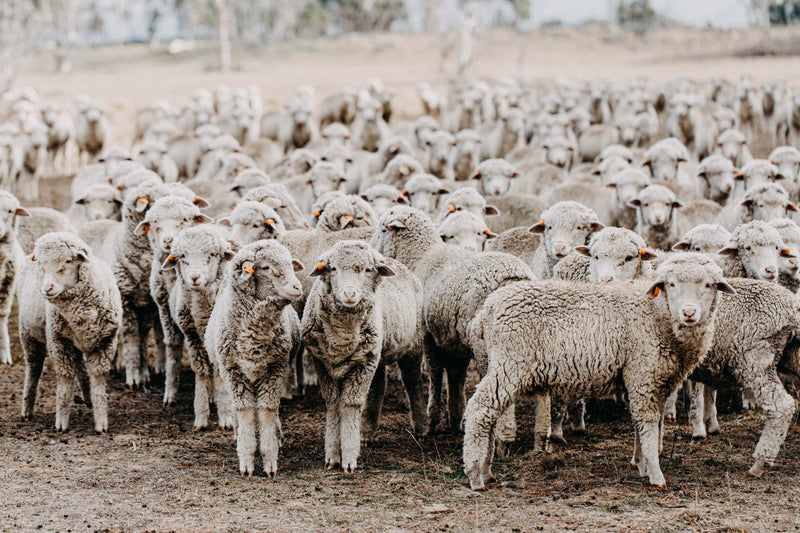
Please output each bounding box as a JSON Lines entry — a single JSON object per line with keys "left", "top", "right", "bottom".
{"left": 451, "top": 129, "right": 481, "bottom": 181}
{"left": 528, "top": 201, "right": 604, "bottom": 279}
{"left": 423, "top": 129, "right": 456, "bottom": 180}
{"left": 463, "top": 254, "right": 735, "bottom": 490}
{"left": 696, "top": 154, "right": 736, "bottom": 205}
{"left": 19, "top": 232, "right": 122, "bottom": 433}
{"left": 359, "top": 184, "right": 406, "bottom": 218}
{"left": 205, "top": 240, "right": 303, "bottom": 476}
{"left": 471, "top": 158, "right": 520, "bottom": 197}
{"left": 303, "top": 241, "right": 427, "bottom": 471}
{"left": 135, "top": 195, "right": 213, "bottom": 405}
{"left": 734, "top": 159, "right": 783, "bottom": 201}
{"left": 316, "top": 195, "right": 376, "bottom": 232}
{"left": 716, "top": 220, "right": 794, "bottom": 282}
{"left": 243, "top": 184, "right": 310, "bottom": 230}
{"left": 714, "top": 128, "right": 752, "bottom": 168}
{"left": 360, "top": 154, "right": 424, "bottom": 191}
{"left": 218, "top": 200, "right": 285, "bottom": 245}
{"left": 372, "top": 206, "right": 534, "bottom": 433}
{"left": 714, "top": 182, "right": 796, "bottom": 231}
{"left": 555, "top": 227, "right": 658, "bottom": 283}
{"left": 438, "top": 211, "right": 496, "bottom": 252}
{"left": 309, "top": 191, "right": 346, "bottom": 228}
{"left": 769, "top": 146, "right": 800, "bottom": 194}
{"left": 434, "top": 187, "right": 498, "bottom": 224}
{"left": 605, "top": 167, "right": 651, "bottom": 230}
{"left": 770, "top": 218, "right": 800, "bottom": 292}
{"left": 68, "top": 183, "right": 123, "bottom": 230}
{"left": 138, "top": 140, "right": 179, "bottom": 183}
{"left": 75, "top": 103, "right": 111, "bottom": 164}
{"left": 162, "top": 225, "right": 236, "bottom": 429}
{"left": 0, "top": 192, "right": 29, "bottom": 364}
{"left": 403, "top": 173, "right": 451, "bottom": 216}
{"left": 485, "top": 227, "right": 541, "bottom": 266}
{"left": 482, "top": 194, "right": 547, "bottom": 235}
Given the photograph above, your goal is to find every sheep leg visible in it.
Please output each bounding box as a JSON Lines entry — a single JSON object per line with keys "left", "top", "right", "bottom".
{"left": 569, "top": 399, "right": 586, "bottom": 434}
{"left": 235, "top": 406, "right": 257, "bottom": 476}
{"left": 634, "top": 414, "right": 666, "bottom": 488}
{"left": 193, "top": 373, "right": 212, "bottom": 430}
{"left": 152, "top": 320, "right": 165, "bottom": 376}
{"left": 340, "top": 360, "right": 378, "bottom": 473}
{"left": 688, "top": 380, "right": 707, "bottom": 439}
{"left": 494, "top": 403, "right": 517, "bottom": 459}
{"left": 664, "top": 387, "right": 678, "bottom": 421}
{"left": 424, "top": 334, "right": 446, "bottom": 435}
{"left": 463, "top": 359, "right": 521, "bottom": 491}
{"left": 21, "top": 340, "right": 46, "bottom": 420}
{"left": 213, "top": 369, "right": 236, "bottom": 430}
{"left": 89, "top": 372, "right": 108, "bottom": 434}
{"left": 122, "top": 308, "right": 146, "bottom": 388}
{"left": 0, "top": 313, "right": 12, "bottom": 364}
{"left": 549, "top": 397, "right": 568, "bottom": 444}
{"left": 258, "top": 408, "right": 280, "bottom": 477}
{"left": 361, "top": 362, "right": 386, "bottom": 444}
{"left": 740, "top": 359, "right": 797, "bottom": 477}
{"left": 75, "top": 358, "right": 92, "bottom": 408}
{"left": 704, "top": 386, "right": 719, "bottom": 435}
{"left": 533, "top": 394, "right": 551, "bottom": 453}
{"left": 318, "top": 369, "right": 342, "bottom": 468}
{"left": 445, "top": 358, "right": 469, "bottom": 432}
{"left": 397, "top": 353, "right": 429, "bottom": 436}
{"left": 55, "top": 373, "right": 75, "bottom": 432}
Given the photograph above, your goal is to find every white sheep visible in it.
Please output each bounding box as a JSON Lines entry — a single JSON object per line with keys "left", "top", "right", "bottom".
{"left": 714, "top": 182, "right": 796, "bottom": 231}
{"left": 359, "top": 184, "right": 406, "bottom": 218}
{"left": 0, "top": 192, "right": 29, "bottom": 364}
{"left": 403, "top": 173, "right": 451, "bottom": 216}
{"left": 205, "top": 240, "right": 303, "bottom": 476}
{"left": 19, "top": 232, "right": 122, "bottom": 433}
{"left": 218, "top": 201, "right": 285, "bottom": 245}
{"left": 437, "top": 211, "right": 496, "bottom": 252}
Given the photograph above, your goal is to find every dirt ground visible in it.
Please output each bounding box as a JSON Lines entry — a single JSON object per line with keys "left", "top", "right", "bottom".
{"left": 3, "top": 26, "right": 800, "bottom": 532}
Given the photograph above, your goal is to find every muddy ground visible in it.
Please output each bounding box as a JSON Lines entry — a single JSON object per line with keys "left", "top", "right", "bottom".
{"left": 2, "top": 25, "right": 800, "bottom": 532}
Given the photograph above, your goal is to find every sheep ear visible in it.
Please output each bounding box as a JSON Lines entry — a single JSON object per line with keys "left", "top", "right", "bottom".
{"left": 645, "top": 280, "right": 664, "bottom": 297}
{"left": 671, "top": 241, "right": 690, "bottom": 252}
{"left": 589, "top": 222, "right": 604, "bottom": 233}
{"left": 780, "top": 248, "right": 796, "bottom": 258}
{"left": 218, "top": 218, "right": 231, "bottom": 227}
{"left": 75, "top": 198, "right": 87, "bottom": 205}
{"left": 510, "top": 171, "right": 520, "bottom": 178}
{"left": 717, "top": 245, "right": 738, "bottom": 256}
{"left": 471, "top": 170, "right": 482, "bottom": 180}
{"left": 528, "top": 220, "right": 546, "bottom": 234}
{"left": 223, "top": 250, "right": 235, "bottom": 261}
{"left": 239, "top": 261, "right": 255, "bottom": 282}
{"left": 161, "top": 254, "right": 176, "bottom": 270}
{"left": 484, "top": 205, "right": 499, "bottom": 216}
{"left": 292, "top": 259, "right": 304, "bottom": 272}
{"left": 575, "top": 245, "right": 591, "bottom": 257}
{"left": 640, "top": 248, "right": 658, "bottom": 261}
{"left": 677, "top": 157, "right": 687, "bottom": 163}
{"left": 195, "top": 214, "right": 213, "bottom": 224}
{"left": 485, "top": 232, "right": 497, "bottom": 239}
{"left": 789, "top": 203, "right": 798, "bottom": 212}
{"left": 672, "top": 200, "right": 684, "bottom": 209}
{"left": 437, "top": 188, "right": 451, "bottom": 195}
{"left": 628, "top": 198, "right": 641, "bottom": 207}
{"left": 310, "top": 261, "right": 327, "bottom": 277}
{"left": 605, "top": 182, "right": 617, "bottom": 189}
{"left": 592, "top": 168, "right": 601, "bottom": 176}
{"left": 134, "top": 221, "right": 149, "bottom": 235}
{"left": 135, "top": 198, "right": 150, "bottom": 212}
{"left": 376, "top": 263, "right": 396, "bottom": 277}
{"left": 396, "top": 196, "right": 408, "bottom": 204}
{"left": 387, "top": 220, "right": 406, "bottom": 230}
{"left": 359, "top": 195, "right": 369, "bottom": 202}
{"left": 735, "top": 172, "right": 745, "bottom": 181}
{"left": 192, "top": 196, "right": 209, "bottom": 208}
{"left": 75, "top": 250, "right": 89, "bottom": 263}
{"left": 716, "top": 281, "right": 736, "bottom": 295}
{"left": 15, "top": 207, "right": 30, "bottom": 217}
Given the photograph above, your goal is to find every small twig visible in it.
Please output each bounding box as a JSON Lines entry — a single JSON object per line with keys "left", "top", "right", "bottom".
{"left": 405, "top": 428, "right": 427, "bottom": 481}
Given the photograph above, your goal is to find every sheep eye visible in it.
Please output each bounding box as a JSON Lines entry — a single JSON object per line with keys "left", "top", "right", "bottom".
{"left": 624, "top": 255, "right": 634, "bottom": 262}
{"left": 262, "top": 264, "right": 270, "bottom": 270}
{"left": 745, "top": 246, "right": 751, "bottom": 251}
{"left": 183, "top": 217, "right": 190, "bottom": 223}
{"left": 253, "top": 224, "right": 260, "bottom": 228}
{"left": 668, "top": 282, "right": 675, "bottom": 287}
{"left": 705, "top": 283, "right": 712, "bottom": 289}
{"left": 547, "top": 226, "right": 552, "bottom": 231}
{"left": 456, "top": 206, "right": 462, "bottom": 211}
{"left": 365, "top": 267, "right": 374, "bottom": 273}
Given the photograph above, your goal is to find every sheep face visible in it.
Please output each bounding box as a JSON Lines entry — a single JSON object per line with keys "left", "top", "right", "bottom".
{"left": 647, "top": 254, "right": 734, "bottom": 327}
{"left": 317, "top": 196, "right": 375, "bottom": 232}
{"left": 718, "top": 222, "right": 793, "bottom": 283}
{"left": 33, "top": 242, "right": 89, "bottom": 299}
{"left": 425, "top": 131, "right": 455, "bottom": 172}
{"left": 136, "top": 197, "right": 212, "bottom": 253}
{"left": 698, "top": 158, "right": 735, "bottom": 204}
{"left": 404, "top": 175, "right": 449, "bottom": 216}
{"left": 439, "top": 212, "right": 494, "bottom": 253}
{"left": 530, "top": 202, "right": 604, "bottom": 261}
{"left": 311, "top": 243, "right": 394, "bottom": 308}
{"left": 740, "top": 185, "right": 795, "bottom": 223}
{"left": 631, "top": 186, "right": 682, "bottom": 228}
{"left": 542, "top": 137, "right": 573, "bottom": 168}
{"left": 76, "top": 185, "right": 122, "bottom": 222}
{"left": 473, "top": 160, "right": 519, "bottom": 197}
{"left": 83, "top": 106, "right": 103, "bottom": 125}
{"left": 307, "top": 162, "right": 347, "bottom": 201}
{"left": 166, "top": 233, "right": 233, "bottom": 290}
{"left": 740, "top": 161, "right": 780, "bottom": 191}
{"left": 576, "top": 229, "right": 656, "bottom": 283}
{"left": 236, "top": 243, "right": 303, "bottom": 302}
{"left": 0, "top": 192, "right": 29, "bottom": 239}
{"left": 644, "top": 149, "right": 683, "bottom": 183}
{"left": 608, "top": 169, "right": 650, "bottom": 210}
{"left": 716, "top": 130, "right": 747, "bottom": 163}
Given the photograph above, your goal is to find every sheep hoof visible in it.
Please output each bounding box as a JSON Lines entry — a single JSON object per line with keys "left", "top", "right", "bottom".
{"left": 95, "top": 429, "right": 107, "bottom": 435}
{"left": 21, "top": 415, "right": 30, "bottom": 422}
{"left": 325, "top": 461, "right": 340, "bottom": 470}
{"left": 193, "top": 425, "right": 207, "bottom": 432}
{"left": 747, "top": 458, "right": 766, "bottom": 477}
{"left": 266, "top": 470, "right": 276, "bottom": 478}
{"left": 651, "top": 483, "right": 668, "bottom": 491}
{"left": 469, "top": 479, "right": 487, "bottom": 491}
{"left": 342, "top": 465, "right": 356, "bottom": 474}
{"left": 125, "top": 384, "right": 135, "bottom": 391}
{"left": 691, "top": 433, "right": 707, "bottom": 440}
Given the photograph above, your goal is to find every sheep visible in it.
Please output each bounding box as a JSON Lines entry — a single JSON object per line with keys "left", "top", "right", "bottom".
{"left": 714, "top": 128, "right": 752, "bottom": 168}
{"left": 434, "top": 187, "right": 499, "bottom": 224}
{"left": 319, "top": 89, "right": 357, "bottom": 128}
{"left": 205, "top": 240, "right": 303, "bottom": 476}
{"left": 68, "top": 183, "right": 122, "bottom": 230}
{"left": 75, "top": 103, "right": 112, "bottom": 165}
{"left": 316, "top": 195, "right": 376, "bottom": 232}
{"left": 768, "top": 146, "right": 800, "bottom": 196}
{"left": 595, "top": 144, "right": 634, "bottom": 165}
{"left": 218, "top": 201, "right": 285, "bottom": 245}
{"left": 350, "top": 93, "right": 387, "bottom": 153}
{"left": 696, "top": 154, "right": 736, "bottom": 205}
{"left": 138, "top": 140, "right": 179, "bottom": 183}
{"left": 228, "top": 168, "right": 271, "bottom": 198}
{"left": 243, "top": 184, "right": 310, "bottom": 230}
{"left": 9, "top": 121, "right": 47, "bottom": 201}
{"left": 15, "top": 207, "right": 74, "bottom": 254}
{"left": 306, "top": 161, "right": 349, "bottom": 203}
{"left": 578, "top": 124, "right": 620, "bottom": 163}
{"left": 423, "top": 129, "right": 456, "bottom": 180}
{"left": 19, "top": 232, "right": 122, "bottom": 433}
{"left": 359, "top": 184, "right": 406, "bottom": 218}
{"left": 642, "top": 137, "right": 691, "bottom": 185}
{"left": 554, "top": 227, "right": 657, "bottom": 283}
{"left": 604, "top": 167, "right": 651, "bottom": 230}
{"left": 672, "top": 224, "right": 732, "bottom": 256}
{"left": 487, "top": 194, "right": 548, "bottom": 235}
{"left": 463, "top": 254, "right": 735, "bottom": 490}
{"left": 716, "top": 220, "right": 794, "bottom": 283}
{"left": 309, "top": 191, "right": 346, "bottom": 228}
{"left": 714, "top": 182, "right": 796, "bottom": 231}
{"left": 403, "top": 173, "right": 451, "bottom": 216}
{"left": 482, "top": 107, "right": 525, "bottom": 159}
{"left": 438, "top": 211, "right": 496, "bottom": 252}
{"left": 734, "top": 159, "right": 783, "bottom": 201}
{"left": 0, "top": 192, "right": 29, "bottom": 365}
{"left": 320, "top": 122, "right": 351, "bottom": 148}
{"left": 528, "top": 201, "right": 604, "bottom": 279}
{"left": 451, "top": 129, "right": 481, "bottom": 181}
{"left": 135, "top": 195, "right": 213, "bottom": 406}
{"left": 770, "top": 218, "right": 800, "bottom": 292}
{"left": 471, "top": 158, "right": 520, "bottom": 197}
{"left": 162, "top": 225, "right": 236, "bottom": 430}
{"left": 278, "top": 98, "right": 318, "bottom": 153}
{"left": 372, "top": 206, "right": 534, "bottom": 433}
{"left": 40, "top": 103, "right": 73, "bottom": 177}
{"left": 302, "top": 241, "right": 427, "bottom": 470}
{"left": 631, "top": 185, "right": 721, "bottom": 251}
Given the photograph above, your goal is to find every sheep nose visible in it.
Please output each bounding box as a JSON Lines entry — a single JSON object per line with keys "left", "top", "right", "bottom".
{"left": 342, "top": 287, "right": 358, "bottom": 303}
{"left": 599, "top": 275, "right": 613, "bottom": 283}
{"left": 764, "top": 266, "right": 776, "bottom": 279}
{"left": 162, "top": 237, "right": 173, "bottom": 248}
{"left": 191, "top": 273, "right": 201, "bottom": 283}
{"left": 553, "top": 243, "right": 568, "bottom": 258}
{"left": 681, "top": 307, "right": 697, "bottom": 322}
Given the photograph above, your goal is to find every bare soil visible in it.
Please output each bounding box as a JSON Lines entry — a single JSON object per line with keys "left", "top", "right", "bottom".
{"left": 3, "top": 26, "right": 800, "bottom": 532}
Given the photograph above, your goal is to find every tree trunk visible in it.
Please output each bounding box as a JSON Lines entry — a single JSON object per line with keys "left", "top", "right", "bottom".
{"left": 214, "top": 0, "right": 231, "bottom": 73}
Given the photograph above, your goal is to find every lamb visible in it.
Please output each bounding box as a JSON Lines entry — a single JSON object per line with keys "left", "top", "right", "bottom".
{"left": 482, "top": 107, "right": 525, "bottom": 159}
{"left": 403, "top": 173, "right": 451, "bottom": 216}
{"left": 372, "top": 206, "right": 534, "bottom": 433}
{"left": 434, "top": 187, "right": 499, "bottom": 224}
{"left": 320, "top": 122, "right": 351, "bottom": 148}
{"left": 451, "top": 129, "right": 481, "bottom": 181}
{"left": 40, "top": 103, "right": 73, "bottom": 177}
{"left": 218, "top": 201, "right": 285, "bottom": 245}
{"left": 714, "top": 182, "right": 796, "bottom": 231}
{"left": 696, "top": 154, "right": 737, "bottom": 205}
{"left": 135, "top": 195, "right": 213, "bottom": 405}
{"left": 162, "top": 225, "right": 236, "bottom": 430}
{"left": 0, "top": 192, "right": 29, "bottom": 364}
{"left": 631, "top": 185, "right": 721, "bottom": 251}
{"left": 642, "top": 137, "right": 691, "bottom": 185}
{"left": 138, "top": 140, "right": 179, "bottom": 183}
{"left": 595, "top": 144, "right": 634, "bottom": 165}
{"left": 19, "top": 232, "right": 122, "bottom": 433}
{"left": 75, "top": 102, "right": 112, "bottom": 165}
{"left": 768, "top": 146, "right": 800, "bottom": 195}
{"left": 243, "top": 184, "right": 311, "bottom": 230}
{"left": 770, "top": 218, "right": 800, "bottom": 292}
{"left": 68, "top": 183, "right": 123, "bottom": 230}
{"left": 302, "top": 241, "right": 427, "bottom": 471}
{"left": 672, "top": 224, "right": 732, "bottom": 255}
{"left": 716, "top": 220, "right": 794, "bottom": 282}
{"left": 309, "top": 191, "right": 346, "bottom": 228}
{"left": 316, "top": 195, "right": 376, "bottom": 232}
{"left": 438, "top": 211, "right": 496, "bottom": 252}
{"left": 463, "top": 254, "right": 735, "bottom": 490}
{"left": 423, "top": 129, "right": 456, "bottom": 180}
{"left": 714, "top": 128, "right": 752, "bottom": 168}
{"left": 528, "top": 201, "right": 604, "bottom": 279}
{"left": 734, "top": 159, "right": 783, "bottom": 200}
{"left": 205, "top": 240, "right": 303, "bottom": 476}
{"left": 359, "top": 184, "right": 406, "bottom": 218}
{"left": 471, "top": 158, "right": 520, "bottom": 197}
{"left": 604, "top": 167, "right": 651, "bottom": 230}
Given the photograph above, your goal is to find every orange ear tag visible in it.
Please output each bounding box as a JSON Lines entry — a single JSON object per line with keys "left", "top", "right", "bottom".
{"left": 651, "top": 286, "right": 660, "bottom": 297}
{"left": 29, "top": 253, "right": 35, "bottom": 261}
{"left": 484, "top": 229, "right": 490, "bottom": 235}
{"left": 266, "top": 219, "right": 274, "bottom": 226}
{"left": 316, "top": 263, "right": 324, "bottom": 271}
{"left": 138, "top": 198, "right": 149, "bottom": 205}
{"left": 639, "top": 248, "right": 647, "bottom": 256}
{"left": 448, "top": 205, "right": 455, "bottom": 213}
{"left": 243, "top": 266, "right": 255, "bottom": 275}
{"left": 167, "top": 254, "right": 175, "bottom": 261}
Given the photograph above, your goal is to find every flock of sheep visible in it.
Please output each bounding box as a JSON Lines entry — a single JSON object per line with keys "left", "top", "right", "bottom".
{"left": 1, "top": 73, "right": 800, "bottom": 491}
